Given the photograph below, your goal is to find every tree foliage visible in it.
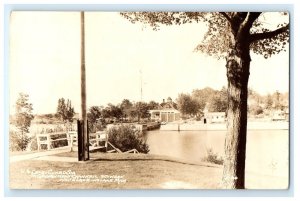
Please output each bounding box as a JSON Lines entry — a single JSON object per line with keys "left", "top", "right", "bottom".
{"left": 120, "top": 99, "right": 133, "bottom": 110}
{"left": 107, "top": 103, "right": 123, "bottom": 119}
{"left": 148, "top": 100, "right": 160, "bottom": 110}
{"left": 9, "top": 130, "right": 31, "bottom": 151}
{"left": 249, "top": 104, "right": 264, "bottom": 115}
{"left": 265, "top": 94, "right": 274, "bottom": 110}
{"left": 121, "top": 12, "right": 289, "bottom": 59}
{"left": 208, "top": 87, "right": 228, "bottom": 112}
{"left": 191, "top": 87, "right": 228, "bottom": 113}
{"left": 120, "top": 99, "right": 133, "bottom": 119}
{"left": 14, "top": 93, "right": 34, "bottom": 133}
{"left": 11, "top": 93, "right": 34, "bottom": 151}
{"left": 87, "top": 106, "right": 102, "bottom": 123}
{"left": 135, "top": 101, "right": 150, "bottom": 119}
{"left": 176, "top": 93, "right": 200, "bottom": 116}
{"left": 87, "top": 106, "right": 103, "bottom": 132}
{"left": 56, "top": 98, "right": 75, "bottom": 123}
{"left": 192, "top": 87, "right": 215, "bottom": 111}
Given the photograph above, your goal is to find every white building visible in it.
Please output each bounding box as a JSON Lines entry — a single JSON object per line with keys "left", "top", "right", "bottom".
{"left": 149, "top": 109, "right": 180, "bottom": 122}
{"left": 148, "top": 97, "right": 181, "bottom": 122}
{"left": 204, "top": 112, "right": 226, "bottom": 123}
{"left": 271, "top": 110, "right": 287, "bottom": 121}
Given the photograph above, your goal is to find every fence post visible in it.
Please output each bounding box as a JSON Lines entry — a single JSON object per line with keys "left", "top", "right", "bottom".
{"left": 37, "top": 135, "right": 40, "bottom": 151}
{"left": 47, "top": 134, "right": 51, "bottom": 150}
{"left": 69, "top": 133, "right": 73, "bottom": 152}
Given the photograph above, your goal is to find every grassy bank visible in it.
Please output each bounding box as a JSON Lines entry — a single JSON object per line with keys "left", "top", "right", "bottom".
{"left": 9, "top": 151, "right": 288, "bottom": 189}
{"left": 9, "top": 152, "right": 222, "bottom": 189}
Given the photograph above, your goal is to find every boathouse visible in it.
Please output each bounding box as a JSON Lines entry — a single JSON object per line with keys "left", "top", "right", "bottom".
{"left": 149, "top": 109, "right": 180, "bottom": 122}
{"left": 148, "top": 97, "right": 180, "bottom": 122}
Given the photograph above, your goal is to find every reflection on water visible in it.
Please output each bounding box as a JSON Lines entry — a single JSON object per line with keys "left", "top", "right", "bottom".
{"left": 144, "top": 130, "right": 225, "bottom": 163}
{"left": 144, "top": 129, "right": 289, "bottom": 178}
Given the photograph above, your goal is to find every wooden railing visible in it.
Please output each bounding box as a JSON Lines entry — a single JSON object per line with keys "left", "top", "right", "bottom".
{"left": 36, "top": 132, "right": 68, "bottom": 150}
{"left": 36, "top": 131, "right": 108, "bottom": 151}
{"left": 36, "top": 131, "right": 139, "bottom": 154}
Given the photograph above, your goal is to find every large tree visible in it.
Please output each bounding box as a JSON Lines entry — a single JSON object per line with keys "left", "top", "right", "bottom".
{"left": 135, "top": 101, "right": 150, "bottom": 120}
{"left": 56, "top": 98, "right": 75, "bottom": 123}
{"left": 208, "top": 87, "right": 228, "bottom": 112}
{"left": 147, "top": 100, "right": 160, "bottom": 110}
{"left": 120, "top": 99, "right": 134, "bottom": 120}
{"left": 87, "top": 106, "right": 102, "bottom": 132}
{"left": 121, "top": 12, "right": 289, "bottom": 189}
{"left": 106, "top": 103, "right": 123, "bottom": 120}
{"left": 87, "top": 106, "right": 102, "bottom": 123}
{"left": 265, "top": 94, "right": 274, "bottom": 110}
{"left": 177, "top": 93, "right": 200, "bottom": 117}
{"left": 12, "top": 93, "right": 34, "bottom": 151}
{"left": 192, "top": 87, "right": 216, "bottom": 112}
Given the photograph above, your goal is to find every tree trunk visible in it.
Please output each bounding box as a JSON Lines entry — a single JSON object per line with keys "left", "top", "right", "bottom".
{"left": 222, "top": 39, "right": 251, "bottom": 189}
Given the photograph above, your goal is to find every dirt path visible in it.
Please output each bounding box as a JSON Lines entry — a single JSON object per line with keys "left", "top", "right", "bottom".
{"left": 10, "top": 147, "right": 72, "bottom": 163}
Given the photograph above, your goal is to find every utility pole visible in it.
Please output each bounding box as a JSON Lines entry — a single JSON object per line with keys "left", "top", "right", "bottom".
{"left": 78, "top": 11, "right": 89, "bottom": 161}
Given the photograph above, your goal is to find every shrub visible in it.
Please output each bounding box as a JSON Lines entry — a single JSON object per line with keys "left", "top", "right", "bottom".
{"left": 9, "top": 130, "right": 31, "bottom": 151}
{"left": 107, "top": 125, "right": 149, "bottom": 153}
{"left": 202, "top": 148, "right": 224, "bottom": 165}
{"left": 88, "top": 121, "right": 106, "bottom": 133}
{"left": 28, "top": 135, "right": 38, "bottom": 151}
{"left": 195, "top": 115, "right": 202, "bottom": 121}
{"left": 249, "top": 104, "right": 264, "bottom": 115}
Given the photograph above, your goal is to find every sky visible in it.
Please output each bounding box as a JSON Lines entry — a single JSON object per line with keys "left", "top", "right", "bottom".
{"left": 9, "top": 12, "right": 289, "bottom": 114}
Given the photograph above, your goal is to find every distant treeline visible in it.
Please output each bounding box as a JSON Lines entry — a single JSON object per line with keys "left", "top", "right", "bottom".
{"left": 22, "top": 87, "right": 288, "bottom": 125}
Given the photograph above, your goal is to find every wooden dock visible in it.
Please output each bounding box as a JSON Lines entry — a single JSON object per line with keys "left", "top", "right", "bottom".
{"left": 106, "top": 122, "right": 160, "bottom": 132}
{"left": 146, "top": 122, "right": 161, "bottom": 130}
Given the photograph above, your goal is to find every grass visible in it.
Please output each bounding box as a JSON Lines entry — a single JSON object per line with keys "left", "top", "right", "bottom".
{"left": 10, "top": 150, "right": 42, "bottom": 156}
{"left": 9, "top": 152, "right": 222, "bottom": 189}
{"left": 9, "top": 150, "right": 288, "bottom": 189}
{"left": 57, "top": 151, "right": 222, "bottom": 167}
{"left": 202, "top": 148, "right": 224, "bottom": 165}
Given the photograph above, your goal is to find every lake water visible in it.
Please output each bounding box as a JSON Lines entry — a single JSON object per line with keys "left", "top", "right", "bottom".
{"left": 144, "top": 129, "right": 289, "bottom": 179}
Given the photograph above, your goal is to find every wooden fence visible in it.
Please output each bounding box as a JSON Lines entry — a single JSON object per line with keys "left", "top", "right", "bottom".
{"left": 36, "top": 131, "right": 107, "bottom": 151}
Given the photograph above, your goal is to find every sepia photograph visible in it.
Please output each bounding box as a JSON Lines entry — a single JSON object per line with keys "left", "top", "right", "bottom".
{"left": 8, "top": 11, "right": 289, "bottom": 190}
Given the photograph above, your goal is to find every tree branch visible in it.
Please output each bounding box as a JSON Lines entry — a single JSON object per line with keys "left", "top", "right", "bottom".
{"left": 250, "top": 24, "right": 289, "bottom": 42}
{"left": 240, "top": 12, "right": 261, "bottom": 32}
{"left": 247, "top": 12, "right": 261, "bottom": 27}
{"left": 220, "top": 12, "right": 232, "bottom": 23}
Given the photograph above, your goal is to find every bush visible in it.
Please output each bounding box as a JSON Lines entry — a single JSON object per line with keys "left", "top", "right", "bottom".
{"left": 249, "top": 105, "right": 264, "bottom": 115}
{"left": 88, "top": 121, "right": 106, "bottom": 133}
{"left": 195, "top": 115, "right": 202, "bottom": 121}
{"left": 107, "top": 125, "right": 149, "bottom": 153}
{"left": 9, "top": 130, "right": 31, "bottom": 151}
{"left": 202, "top": 148, "right": 223, "bottom": 165}
{"left": 28, "top": 135, "right": 38, "bottom": 151}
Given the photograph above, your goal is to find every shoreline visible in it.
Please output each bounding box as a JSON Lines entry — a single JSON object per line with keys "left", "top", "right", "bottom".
{"left": 160, "top": 121, "right": 289, "bottom": 131}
